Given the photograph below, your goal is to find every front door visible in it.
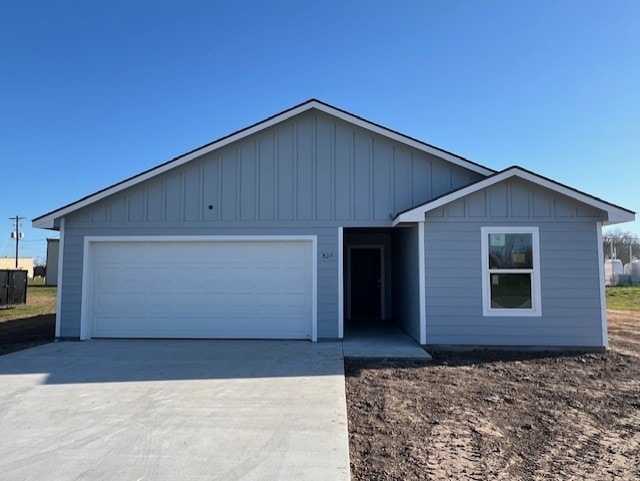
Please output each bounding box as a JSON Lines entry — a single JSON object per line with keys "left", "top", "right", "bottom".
{"left": 350, "top": 247, "right": 382, "bottom": 319}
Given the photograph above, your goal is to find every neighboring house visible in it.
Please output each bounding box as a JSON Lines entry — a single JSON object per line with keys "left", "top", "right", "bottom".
{"left": 0, "top": 257, "right": 34, "bottom": 278}
{"left": 45, "top": 238, "right": 60, "bottom": 286}
{"left": 33, "top": 100, "right": 635, "bottom": 348}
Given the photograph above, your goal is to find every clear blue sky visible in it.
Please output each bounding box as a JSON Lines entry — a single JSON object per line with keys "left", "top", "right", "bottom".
{"left": 1, "top": 1, "right": 638, "bottom": 262}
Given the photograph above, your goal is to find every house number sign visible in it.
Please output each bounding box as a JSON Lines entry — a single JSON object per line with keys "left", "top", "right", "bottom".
{"left": 321, "top": 252, "right": 335, "bottom": 260}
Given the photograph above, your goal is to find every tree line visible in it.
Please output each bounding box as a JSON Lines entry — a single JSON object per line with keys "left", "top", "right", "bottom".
{"left": 603, "top": 229, "right": 640, "bottom": 265}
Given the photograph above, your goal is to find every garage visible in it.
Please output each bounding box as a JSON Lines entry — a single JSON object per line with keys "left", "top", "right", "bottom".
{"left": 81, "top": 237, "right": 317, "bottom": 340}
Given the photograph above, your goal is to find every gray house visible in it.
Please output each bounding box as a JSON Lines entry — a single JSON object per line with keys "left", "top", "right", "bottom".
{"left": 33, "top": 100, "right": 635, "bottom": 348}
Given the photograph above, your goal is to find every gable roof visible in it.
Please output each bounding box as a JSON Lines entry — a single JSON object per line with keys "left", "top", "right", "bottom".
{"left": 393, "top": 166, "right": 635, "bottom": 226}
{"left": 32, "top": 99, "right": 495, "bottom": 229}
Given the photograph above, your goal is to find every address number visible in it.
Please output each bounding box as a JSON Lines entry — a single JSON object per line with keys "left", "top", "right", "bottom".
{"left": 321, "top": 252, "right": 335, "bottom": 260}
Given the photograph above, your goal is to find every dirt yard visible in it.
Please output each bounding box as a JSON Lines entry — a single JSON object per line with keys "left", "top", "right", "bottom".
{"left": 2, "top": 291, "right": 639, "bottom": 479}
{"left": 346, "top": 312, "right": 640, "bottom": 481}
{"left": 0, "top": 286, "right": 56, "bottom": 356}
{"left": 0, "top": 314, "right": 55, "bottom": 356}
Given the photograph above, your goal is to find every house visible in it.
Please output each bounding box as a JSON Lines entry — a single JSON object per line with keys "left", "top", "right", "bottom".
{"left": 45, "top": 238, "right": 60, "bottom": 286}
{"left": 33, "top": 100, "right": 635, "bottom": 348}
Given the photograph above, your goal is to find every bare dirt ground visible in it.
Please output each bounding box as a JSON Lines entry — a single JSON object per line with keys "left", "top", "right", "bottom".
{"left": 2, "top": 307, "right": 639, "bottom": 479}
{"left": 0, "top": 314, "right": 55, "bottom": 356}
{"left": 346, "top": 312, "right": 640, "bottom": 481}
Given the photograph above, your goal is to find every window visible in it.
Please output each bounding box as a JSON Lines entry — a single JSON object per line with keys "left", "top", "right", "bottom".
{"left": 481, "top": 227, "right": 541, "bottom": 316}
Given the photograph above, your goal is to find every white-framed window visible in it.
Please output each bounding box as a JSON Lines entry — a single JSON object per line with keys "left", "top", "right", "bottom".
{"left": 481, "top": 226, "right": 542, "bottom": 317}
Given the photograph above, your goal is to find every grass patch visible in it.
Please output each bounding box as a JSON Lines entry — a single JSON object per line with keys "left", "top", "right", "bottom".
{"left": 606, "top": 285, "right": 640, "bottom": 311}
{"left": 0, "top": 286, "right": 57, "bottom": 322}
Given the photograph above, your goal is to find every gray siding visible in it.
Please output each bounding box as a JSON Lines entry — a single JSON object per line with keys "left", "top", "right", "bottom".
{"left": 73, "top": 111, "right": 482, "bottom": 227}
{"left": 45, "top": 239, "right": 60, "bottom": 286}
{"left": 392, "top": 226, "right": 421, "bottom": 341}
{"left": 426, "top": 177, "right": 602, "bottom": 221}
{"left": 424, "top": 178, "right": 605, "bottom": 347}
{"left": 58, "top": 108, "right": 483, "bottom": 339}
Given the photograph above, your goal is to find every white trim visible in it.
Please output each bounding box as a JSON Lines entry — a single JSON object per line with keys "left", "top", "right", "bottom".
{"left": 311, "top": 238, "right": 318, "bottom": 342}
{"left": 80, "top": 235, "right": 317, "bottom": 243}
{"left": 394, "top": 167, "right": 635, "bottom": 226}
{"left": 33, "top": 100, "right": 493, "bottom": 229}
{"left": 337, "top": 227, "right": 344, "bottom": 339}
{"left": 54, "top": 218, "right": 65, "bottom": 338}
{"left": 309, "top": 103, "right": 493, "bottom": 176}
{"left": 596, "top": 222, "right": 608, "bottom": 347}
{"left": 418, "top": 221, "right": 427, "bottom": 345}
{"left": 481, "top": 226, "right": 542, "bottom": 317}
{"left": 345, "top": 245, "right": 385, "bottom": 320}
{"left": 80, "top": 236, "right": 91, "bottom": 340}
{"left": 80, "top": 235, "right": 318, "bottom": 342}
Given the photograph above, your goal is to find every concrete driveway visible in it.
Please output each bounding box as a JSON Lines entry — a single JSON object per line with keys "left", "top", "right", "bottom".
{"left": 0, "top": 340, "right": 350, "bottom": 481}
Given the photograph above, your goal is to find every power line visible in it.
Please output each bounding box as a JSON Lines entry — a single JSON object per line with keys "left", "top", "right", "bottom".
{"left": 0, "top": 236, "right": 8, "bottom": 256}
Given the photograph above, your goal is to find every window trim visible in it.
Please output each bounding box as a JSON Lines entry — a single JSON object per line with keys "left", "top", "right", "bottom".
{"left": 481, "top": 226, "right": 542, "bottom": 317}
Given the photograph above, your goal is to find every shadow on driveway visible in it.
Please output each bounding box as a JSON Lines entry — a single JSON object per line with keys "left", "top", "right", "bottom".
{"left": 0, "top": 339, "right": 344, "bottom": 384}
{"left": 0, "top": 340, "right": 350, "bottom": 481}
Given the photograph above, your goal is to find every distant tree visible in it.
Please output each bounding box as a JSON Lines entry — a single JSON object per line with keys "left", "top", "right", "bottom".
{"left": 603, "top": 229, "right": 640, "bottom": 265}
{"left": 33, "top": 257, "right": 46, "bottom": 278}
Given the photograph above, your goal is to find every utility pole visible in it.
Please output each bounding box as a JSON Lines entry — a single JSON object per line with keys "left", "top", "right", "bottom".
{"left": 610, "top": 237, "right": 614, "bottom": 260}
{"left": 9, "top": 216, "right": 25, "bottom": 269}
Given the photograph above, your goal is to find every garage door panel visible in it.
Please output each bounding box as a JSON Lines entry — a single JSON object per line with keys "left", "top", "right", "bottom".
{"left": 93, "top": 316, "right": 121, "bottom": 334}
{"left": 122, "top": 317, "right": 148, "bottom": 333}
{"left": 88, "top": 239, "right": 313, "bottom": 339}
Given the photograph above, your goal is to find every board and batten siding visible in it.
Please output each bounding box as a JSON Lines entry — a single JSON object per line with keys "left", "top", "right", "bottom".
{"left": 73, "top": 111, "right": 482, "bottom": 227}
{"left": 57, "top": 109, "right": 483, "bottom": 340}
{"left": 424, "top": 178, "right": 605, "bottom": 347}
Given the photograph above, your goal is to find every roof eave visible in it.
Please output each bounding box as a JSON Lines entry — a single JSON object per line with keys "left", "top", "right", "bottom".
{"left": 32, "top": 99, "right": 494, "bottom": 227}
{"left": 603, "top": 211, "right": 636, "bottom": 225}
{"left": 393, "top": 166, "right": 635, "bottom": 227}
{"left": 33, "top": 217, "right": 57, "bottom": 230}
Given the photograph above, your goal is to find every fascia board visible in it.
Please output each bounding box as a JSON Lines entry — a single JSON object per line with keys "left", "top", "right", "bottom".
{"left": 394, "top": 170, "right": 513, "bottom": 225}
{"left": 310, "top": 103, "right": 494, "bottom": 176}
{"left": 394, "top": 168, "right": 635, "bottom": 226}
{"left": 514, "top": 171, "right": 634, "bottom": 224}
{"left": 33, "top": 100, "right": 495, "bottom": 230}
{"left": 33, "top": 102, "right": 316, "bottom": 229}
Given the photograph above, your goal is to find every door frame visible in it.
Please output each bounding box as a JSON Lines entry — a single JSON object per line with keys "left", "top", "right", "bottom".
{"left": 80, "top": 235, "right": 318, "bottom": 341}
{"left": 345, "top": 244, "right": 385, "bottom": 320}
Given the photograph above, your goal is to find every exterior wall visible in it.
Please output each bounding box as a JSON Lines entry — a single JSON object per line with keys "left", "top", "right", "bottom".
{"left": 57, "top": 109, "right": 483, "bottom": 339}
{"left": 71, "top": 111, "right": 482, "bottom": 228}
{"left": 392, "top": 225, "right": 421, "bottom": 342}
{"left": 424, "top": 178, "right": 605, "bottom": 347}
{"left": 46, "top": 239, "right": 60, "bottom": 285}
{"left": 0, "top": 258, "right": 34, "bottom": 278}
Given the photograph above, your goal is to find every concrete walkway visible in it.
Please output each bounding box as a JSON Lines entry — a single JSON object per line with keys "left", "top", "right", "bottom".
{"left": 0, "top": 340, "right": 350, "bottom": 481}
{"left": 343, "top": 321, "right": 432, "bottom": 359}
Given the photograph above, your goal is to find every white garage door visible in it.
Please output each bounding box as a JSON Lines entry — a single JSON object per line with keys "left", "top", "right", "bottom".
{"left": 86, "top": 238, "right": 315, "bottom": 340}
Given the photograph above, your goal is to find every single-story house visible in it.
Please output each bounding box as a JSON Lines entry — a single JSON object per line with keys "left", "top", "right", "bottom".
{"left": 33, "top": 99, "right": 635, "bottom": 348}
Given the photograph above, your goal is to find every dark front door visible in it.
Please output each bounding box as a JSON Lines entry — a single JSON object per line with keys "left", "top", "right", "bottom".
{"left": 350, "top": 248, "right": 382, "bottom": 319}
